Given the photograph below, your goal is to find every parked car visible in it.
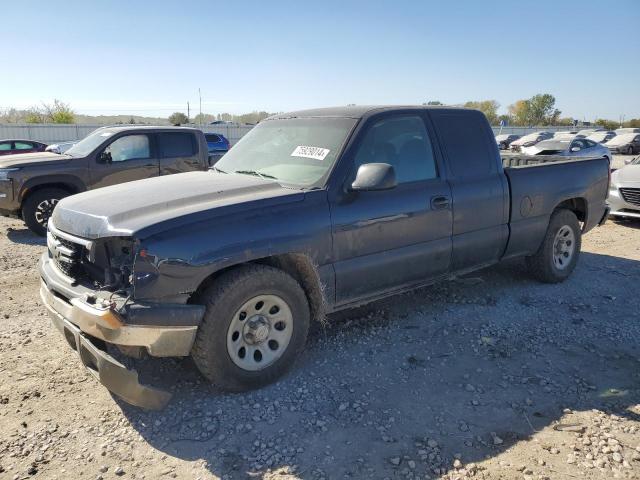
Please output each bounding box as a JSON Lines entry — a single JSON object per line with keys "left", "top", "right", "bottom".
{"left": 603, "top": 133, "right": 640, "bottom": 155}
{"left": 38, "top": 105, "right": 610, "bottom": 408}
{"left": 204, "top": 133, "right": 230, "bottom": 153}
{"left": 509, "top": 131, "right": 554, "bottom": 151}
{"left": 609, "top": 155, "right": 640, "bottom": 219}
{"left": 553, "top": 131, "right": 577, "bottom": 140}
{"left": 495, "top": 133, "right": 520, "bottom": 150}
{"left": 586, "top": 131, "right": 616, "bottom": 144}
{"left": 0, "top": 126, "right": 210, "bottom": 235}
{"left": 521, "top": 137, "right": 611, "bottom": 162}
{"left": 0, "top": 139, "right": 47, "bottom": 156}
{"left": 576, "top": 128, "right": 607, "bottom": 138}
{"left": 615, "top": 128, "right": 640, "bottom": 135}
{"left": 45, "top": 141, "right": 78, "bottom": 154}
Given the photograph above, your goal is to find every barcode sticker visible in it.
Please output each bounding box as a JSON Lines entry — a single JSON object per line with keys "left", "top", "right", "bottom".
{"left": 291, "top": 145, "right": 330, "bottom": 161}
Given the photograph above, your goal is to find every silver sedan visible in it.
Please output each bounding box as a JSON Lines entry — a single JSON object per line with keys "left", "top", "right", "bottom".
{"left": 609, "top": 156, "right": 640, "bottom": 220}
{"left": 521, "top": 137, "right": 611, "bottom": 162}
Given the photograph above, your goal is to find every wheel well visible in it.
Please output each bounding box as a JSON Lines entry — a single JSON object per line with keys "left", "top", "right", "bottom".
{"left": 21, "top": 182, "right": 79, "bottom": 205}
{"left": 555, "top": 197, "right": 587, "bottom": 224}
{"left": 192, "top": 254, "right": 327, "bottom": 324}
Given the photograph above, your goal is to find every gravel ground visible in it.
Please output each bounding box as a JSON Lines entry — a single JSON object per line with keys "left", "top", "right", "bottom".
{"left": 0, "top": 214, "right": 639, "bottom": 480}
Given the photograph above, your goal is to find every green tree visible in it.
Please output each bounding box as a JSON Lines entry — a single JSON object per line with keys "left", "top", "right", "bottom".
{"left": 25, "top": 108, "right": 45, "bottom": 123}
{"left": 624, "top": 118, "right": 640, "bottom": 128}
{"left": 507, "top": 94, "right": 561, "bottom": 126}
{"left": 507, "top": 100, "right": 530, "bottom": 126}
{"left": 168, "top": 112, "right": 189, "bottom": 125}
{"left": 526, "top": 94, "right": 559, "bottom": 126}
{"left": 464, "top": 100, "right": 500, "bottom": 125}
{"left": 595, "top": 118, "right": 619, "bottom": 130}
{"left": 44, "top": 99, "right": 75, "bottom": 123}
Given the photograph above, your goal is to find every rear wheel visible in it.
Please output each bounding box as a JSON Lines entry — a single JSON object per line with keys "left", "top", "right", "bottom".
{"left": 22, "top": 188, "right": 68, "bottom": 236}
{"left": 191, "top": 265, "right": 310, "bottom": 391}
{"left": 628, "top": 146, "right": 635, "bottom": 155}
{"left": 525, "top": 209, "right": 581, "bottom": 283}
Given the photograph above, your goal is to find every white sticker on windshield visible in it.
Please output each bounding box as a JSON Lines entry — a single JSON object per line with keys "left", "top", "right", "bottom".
{"left": 291, "top": 145, "right": 330, "bottom": 161}
{"left": 99, "top": 132, "right": 113, "bottom": 137}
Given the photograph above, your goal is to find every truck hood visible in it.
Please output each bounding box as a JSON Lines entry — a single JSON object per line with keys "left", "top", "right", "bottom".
{"left": 0, "top": 152, "right": 72, "bottom": 168}
{"left": 51, "top": 171, "right": 305, "bottom": 239}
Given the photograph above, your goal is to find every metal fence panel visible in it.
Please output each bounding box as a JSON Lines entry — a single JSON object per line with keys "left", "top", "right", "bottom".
{"left": 0, "top": 123, "right": 255, "bottom": 145}
{"left": 1, "top": 122, "right": 587, "bottom": 145}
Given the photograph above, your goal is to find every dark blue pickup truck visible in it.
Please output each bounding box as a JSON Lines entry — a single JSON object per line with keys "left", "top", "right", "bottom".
{"left": 39, "top": 106, "right": 610, "bottom": 408}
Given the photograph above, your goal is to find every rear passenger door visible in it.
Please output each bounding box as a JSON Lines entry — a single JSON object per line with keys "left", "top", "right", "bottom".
{"left": 90, "top": 133, "right": 159, "bottom": 189}
{"left": 429, "top": 109, "right": 509, "bottom": 272}
{"left": 157, "top": 132, "right": 203, "bottom": 175}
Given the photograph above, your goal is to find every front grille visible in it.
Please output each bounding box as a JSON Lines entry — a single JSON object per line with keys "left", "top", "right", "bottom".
{"left": 48, "top": 230, "right": 84, "bottom": 279}
{"left": 620, "top": 188, "right": 640, "bottom": 207}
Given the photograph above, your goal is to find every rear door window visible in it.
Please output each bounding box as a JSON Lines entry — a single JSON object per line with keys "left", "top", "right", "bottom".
{"left": 429, "top": 110, "right": 497, "bottom": 179}
{"left": 0, "top": 142, "right": 13, "bottom": 151}
{"left": 157, "top": 132, "right": 196, "bottom": 158}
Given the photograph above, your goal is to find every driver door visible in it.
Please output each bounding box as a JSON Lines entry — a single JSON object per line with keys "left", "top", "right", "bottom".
{"left": 330, "top": 114, "right": 453, "bottom": 305}
{"left": 90, "top": 133, "right": 159, "bottom": 189}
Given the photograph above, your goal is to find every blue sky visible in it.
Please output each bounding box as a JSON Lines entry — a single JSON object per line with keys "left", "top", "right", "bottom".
{"left": 2, "top": 0, "right": 639, "bottom": 120}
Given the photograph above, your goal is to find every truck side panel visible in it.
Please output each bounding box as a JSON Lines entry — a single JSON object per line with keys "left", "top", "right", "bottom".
{"left": 503, "top": 158, "right": 609, "bottom": 259}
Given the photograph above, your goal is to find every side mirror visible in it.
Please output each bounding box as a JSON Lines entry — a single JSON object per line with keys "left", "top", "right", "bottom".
{"left": 350, "top": 163, "right": 397, "bottom": 191}
{"left": 570, "top": 146, "right": 581, "bottom": 152}
{"left": 99, "top": 151, "right": 112, "bottom": 164}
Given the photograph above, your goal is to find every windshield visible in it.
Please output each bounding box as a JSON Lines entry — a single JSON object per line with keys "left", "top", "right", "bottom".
{"left": 65, "top": 129, "right": 115, "bottom": 157}
{"left": 607, "top": 133, "right": 636, "bottom": 145}
{"left": 587, "top": 133, "right": 609, "bottom": 142}
{"left": 214, "top": 117, "right": 357, "bottom": 187}
{"left": 535, "top": 140, "right": 570, "bottom": 150}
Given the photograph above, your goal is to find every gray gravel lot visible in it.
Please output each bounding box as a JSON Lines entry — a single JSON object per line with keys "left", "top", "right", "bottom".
{"left": 0, "top": 214, "right": 639, "bottom": 480}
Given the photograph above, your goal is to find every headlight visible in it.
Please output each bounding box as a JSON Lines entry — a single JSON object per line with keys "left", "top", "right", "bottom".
{"left": 0, "top": 168, "right": 19, "bottom": 181}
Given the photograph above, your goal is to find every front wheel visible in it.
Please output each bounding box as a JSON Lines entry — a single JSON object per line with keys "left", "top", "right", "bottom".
{"left": 525, "top": 209, "right": 581, "bottom": 283}
{"left": 191, "top": 265, "right": 310, "bottom": 391}
{"left": 22, "top": 188, "right": 68, "bottom": 236}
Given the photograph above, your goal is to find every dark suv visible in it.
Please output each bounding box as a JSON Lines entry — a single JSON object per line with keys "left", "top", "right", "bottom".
{"left": 0, "top": 126, "right": 210, "bottom": 235}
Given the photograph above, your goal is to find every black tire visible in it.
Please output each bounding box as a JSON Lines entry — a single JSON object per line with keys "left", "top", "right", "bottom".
{"left": 22, "top": 188, "right": 68, "bottom": 236}
{"left": 191, "top": 264, "right": 310, "bottom": 391}
{"left": 525, "top": 209, "right": 581, "bottom": 283}
{"left": 629, "top": 146, "right": 635, "bottom": 155}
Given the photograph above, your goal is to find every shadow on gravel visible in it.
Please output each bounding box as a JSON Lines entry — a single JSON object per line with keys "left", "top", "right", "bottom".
{"left": 116, "top": 252, "right": 640, "bottom": 479}
{"left": 6, "top": 227, "right": 46, "bottom": 246}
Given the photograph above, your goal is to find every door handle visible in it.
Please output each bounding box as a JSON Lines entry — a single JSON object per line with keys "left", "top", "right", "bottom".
{"left": 430, "top": 195, "right": 450, "bottom": 210}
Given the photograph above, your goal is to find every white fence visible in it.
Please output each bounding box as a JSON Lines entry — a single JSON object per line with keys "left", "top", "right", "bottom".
{"left": 0, "top": 123, "right": 255, "bottom": 145}
{"left": 1, "top": 122, "right": 586, "bottom": 145}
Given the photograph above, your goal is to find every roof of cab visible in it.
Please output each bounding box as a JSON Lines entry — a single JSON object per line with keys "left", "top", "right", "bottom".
{"left": 267, "top": 105, "right": 469, "bottom": 120}
{"left": 98, "top": 125, "right": 200, "bottom": 132}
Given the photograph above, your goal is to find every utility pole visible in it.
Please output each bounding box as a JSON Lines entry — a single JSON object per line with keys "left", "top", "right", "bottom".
{"left": 198, "top": 88, "right": 202, "bottom": 126}
{"left": 187, "top": 102, "right": 190, "bottom": 123}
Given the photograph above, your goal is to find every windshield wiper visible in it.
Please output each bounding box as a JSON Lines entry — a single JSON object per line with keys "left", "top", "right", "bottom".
{"left": 233, "top": 169, "right": 278, "bottom": 180}
{"left": 212, "top": 166, "right": 228, "bottom": 174}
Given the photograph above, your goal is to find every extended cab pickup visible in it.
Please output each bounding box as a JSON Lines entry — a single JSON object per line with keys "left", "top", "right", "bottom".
{"left": 0, "top": 126, "right": 210, "bottom": 235}
{"left": 38, "top": 106, "right": 610, "bottom": 408}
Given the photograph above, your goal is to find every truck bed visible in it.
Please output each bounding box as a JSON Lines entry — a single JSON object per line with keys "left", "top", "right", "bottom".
{"left": 500, "top": 152, "right": 606, "bottom": 168}
{"left": 501, "top": 155, "right": 610, "bottom": 260}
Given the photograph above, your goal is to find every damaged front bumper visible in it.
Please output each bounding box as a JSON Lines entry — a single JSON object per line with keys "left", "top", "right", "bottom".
{"left": 39, "top": 254, "right": 205, "bottom": 409}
